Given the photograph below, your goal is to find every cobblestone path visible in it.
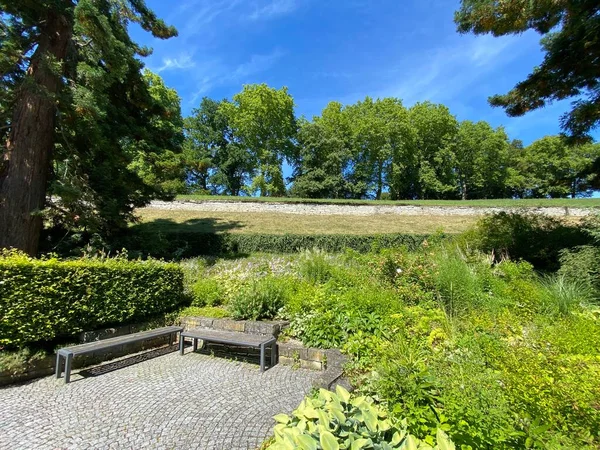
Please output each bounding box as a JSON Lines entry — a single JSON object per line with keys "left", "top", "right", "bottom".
{"left": 0, "top": 349, "right": 318, "bottom": 449}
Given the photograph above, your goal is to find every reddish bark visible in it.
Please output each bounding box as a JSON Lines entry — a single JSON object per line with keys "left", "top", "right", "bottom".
{"left": 0, "top": 10, "right": 72, "bottom": 255}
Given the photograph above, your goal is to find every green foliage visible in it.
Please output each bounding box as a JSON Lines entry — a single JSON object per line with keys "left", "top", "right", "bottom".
{"left": 0, "top": 251, "right": 185, "bottom": 348}
{"left": 559, "top": 245, "right": 600, "bottom": 292}
{"left": 267, "top": 386, "right": 455, "bottom": 450}
{"left": 298, "top": 248, "right": 334, "bottom": 284}
{"left": 455, "top": 0, "right": 600, "bottom": 140}
{"left": 219, "top": 84, "right": 297, "bottom": 197}
{"left": 466, "top": 211, "right": 589, "bottom": 270}
{"left": 539, "top": 274, "right": 596, "bottom": 316}
{"left": 229, "top": 276, "right": 291, "bottom": 320}
{"left": 125, "top": 231, "right": 430, "bottom": 259}
{"left": 170, "top": 245, "right": 600, "bottom": 447}
{"left": 0, "top": 348, "right": 47, "bottom": 375}
{"left": 191, "top": 278, "right": 224, "bottom": 306}
{"left": 177, "top": 306, "right": 230, "bottom": 319}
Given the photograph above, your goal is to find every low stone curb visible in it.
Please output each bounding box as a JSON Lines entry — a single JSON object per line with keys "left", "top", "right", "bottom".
{"left": 180, "top": 316, "right": 351, "bottom": 390}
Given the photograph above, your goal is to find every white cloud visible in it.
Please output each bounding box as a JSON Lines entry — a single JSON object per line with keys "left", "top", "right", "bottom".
{"left": 376, "top": 34, "right": 528, "bottom": 105}
{"left": 189, "top": 49, "right": 286, "bottom": 103}
{"left": 155, "top": 53, "right": 196, "bottom": 73}
{"left": 248, "top": 0, "right": 298, "bottom": 20}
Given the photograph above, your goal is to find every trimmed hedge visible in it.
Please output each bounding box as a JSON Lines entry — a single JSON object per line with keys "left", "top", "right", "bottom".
{"left": 126, "top": 232, "right": 432, "bottom": 258}
{"left": 0, "top": 252, "right": 185, "bottom": 348}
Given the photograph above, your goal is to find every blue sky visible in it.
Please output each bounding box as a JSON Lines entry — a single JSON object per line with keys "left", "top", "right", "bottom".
{"left": 130, "top": 0, "right": 586, "bottom": 146}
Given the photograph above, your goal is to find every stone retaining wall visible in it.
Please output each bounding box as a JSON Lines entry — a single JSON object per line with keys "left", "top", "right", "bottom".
{"left": 180, "top": 316, "right": 349, "bottom": 389}
{"left": 149, "top": 199, "right": 593, "bottom": 217}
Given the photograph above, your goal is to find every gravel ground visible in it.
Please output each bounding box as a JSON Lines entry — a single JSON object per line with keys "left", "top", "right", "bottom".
{"left": 148, "top": 200, "right": 592, "bottom": 217}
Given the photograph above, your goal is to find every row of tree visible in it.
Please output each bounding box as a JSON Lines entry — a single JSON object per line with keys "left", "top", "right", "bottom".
{"left": 183, "top": 85, "right": 600, "bottom": 200}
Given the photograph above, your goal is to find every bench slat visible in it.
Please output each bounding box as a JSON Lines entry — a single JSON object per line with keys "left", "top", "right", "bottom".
{"left": 181, "top": 329, "right": 275, "bottom": 348}
{"left": 60, "top": 326, "right": 183, "bottom": 356}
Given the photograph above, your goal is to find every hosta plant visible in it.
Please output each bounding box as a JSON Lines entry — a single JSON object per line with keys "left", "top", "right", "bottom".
{"left": 267, "top": 386, "right": 455, "bottom": 450}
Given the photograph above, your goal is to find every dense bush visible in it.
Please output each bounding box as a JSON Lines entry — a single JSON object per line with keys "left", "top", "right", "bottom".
{"left": 464, "top": 212, "right": 589, "bottom": 270}
{"left": 267, "top": 386, "right": 455, "bottom": 450}
{"left": 124, "top": 231, "right": 430, "bottom": 258}
{"left": 559, "top": 245, "right": 600, "bottom": 292}
{"left": 0, "top": 251, "right": 185, "bottom": 348}
{"left": 229, "top": 276, "right": 291, "bottom": 320}
{"left": 191, "top": 278, "right": 224, "bottom": 306}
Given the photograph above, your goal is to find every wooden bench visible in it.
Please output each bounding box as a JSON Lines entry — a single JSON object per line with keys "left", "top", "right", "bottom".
{"left": 55, "top": 326, "right": 183, "bottom": 383}
{"left": 179, "top": 329, "right": 277, "bottom": 372}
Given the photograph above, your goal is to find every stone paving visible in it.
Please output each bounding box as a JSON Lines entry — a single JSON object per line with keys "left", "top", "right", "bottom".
{"left": 0, "top": 347, "right": 319, "bottom": 450}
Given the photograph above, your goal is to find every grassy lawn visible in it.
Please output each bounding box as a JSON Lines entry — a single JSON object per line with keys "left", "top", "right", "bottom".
{"left": 134, "top": 208, "right": 478, "bottom": 234}
{"left": 176, "top": 194, "right": 600, "bottom": 208}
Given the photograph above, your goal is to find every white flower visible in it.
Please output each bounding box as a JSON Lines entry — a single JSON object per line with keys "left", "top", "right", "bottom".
{"left": 396, "top": 268, "right": 403, "bottom": 274}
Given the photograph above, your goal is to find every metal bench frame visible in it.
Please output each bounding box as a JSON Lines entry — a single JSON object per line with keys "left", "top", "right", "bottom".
{"left": 179, "top": 329, "right": 277, "bottom": 372}
{"left": 56, "top": 326, "right": 183, "bottom": 383}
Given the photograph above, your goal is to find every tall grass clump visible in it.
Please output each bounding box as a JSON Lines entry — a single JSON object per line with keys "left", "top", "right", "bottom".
{"left": 540, "top": 274, "right": 596, "bottom": 316}
{"left": 229, "top": 276, "right": 291, "bottom": 320}
{"left": 297, "top": 248, "right": 333, "bottom": 284}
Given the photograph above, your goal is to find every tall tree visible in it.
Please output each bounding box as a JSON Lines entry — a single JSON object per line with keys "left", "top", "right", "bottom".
{"left": 291, "top": 102, "right": 353, "bottom": 198}
{"left": 455, "top": 121, "right": 511, "bottom": 199}
{"left": 408, "top": 102, "right": 459, "bottom": 199}
{"left": 183, "top": 97, "right": 253, "bottom": 195}
{"left": 220, "top": 84, "right": 297, "bottom": 197}
{"left": 518, "top": 136, "right": 600, "bottom": 198}
{"left": 455, "top": 0, "right": 600, "bottom": 140}
{"left": 0, "top": 0, "right": 176, "bottom": 254}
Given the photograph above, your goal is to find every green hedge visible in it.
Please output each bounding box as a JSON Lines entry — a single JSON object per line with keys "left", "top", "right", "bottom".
{"left": 126, "top": 232, "right": 432, "bottom": 258}
{"left": 0, "top": 252, "right": 185, "bottom": 348}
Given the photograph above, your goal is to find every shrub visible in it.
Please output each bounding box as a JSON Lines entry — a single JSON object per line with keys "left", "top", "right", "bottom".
{"left": 298, "top": 248, "right": 333, "bottom": 284}
{"left": 124, "top": 231, "right": 430, "bottom": 258}
{"left": 178, "top": 306, "right": 230, "bottom": 319}
{"left": 0, "top": 251, "right": 185, "bottom": 348}
{"left": 267, "top": 386, "right": 455, "bottom": 450}
{"left": 191, "top": 278, "right": 224, "bottom": 306}
{"left": 559, "top": 245, "right": 600, "bottom": 292}
{"left": 539, "top": 274, "right": 596, "bottom": 316}
{"left": 465, "top": 212, "right": 588, "bottom": 270}
{"left": 229, "top": 276, "right": 290, "bottom": 320}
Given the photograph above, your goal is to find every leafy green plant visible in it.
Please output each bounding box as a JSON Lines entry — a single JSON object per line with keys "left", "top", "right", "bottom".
{"left": 298, "top": 248, "right": 334, "bottom": 284}
{"left": 178, "top": 306, "right": 230, "bottom": 319}
{"left": 466, "top": 212, "right": 588, "bottom": 270}
{"left": 191, "top": 278, "right": 224, "bottom": 306}
{"left": 125, "top": 231, "right": 429, "bottom": 258}
{"left": 539, "top": 274, "right": 595, "bottom": 315}
{"left": 267, "top": 386, "right": 455, "bottom": 450}
{"left": 229, "top": 276, "right": 291, "bottom": 320}
{"left": 559, "top": 245, "right": 600, "bottom": 293}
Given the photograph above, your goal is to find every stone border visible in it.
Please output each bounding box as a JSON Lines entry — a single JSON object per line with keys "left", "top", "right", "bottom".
{"left": 278, "top": 339, "right": 349, "bottom": 391}
{"left": 180, "top": 316, "right": 289, "bottom": 337}
{"left": 180, "top": 317, "right": 350, "bottom": 390}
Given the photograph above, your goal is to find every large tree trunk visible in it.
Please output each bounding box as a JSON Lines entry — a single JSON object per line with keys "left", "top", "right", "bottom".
{"left": 0, "top": 11, "right": 72, "bottom": 255}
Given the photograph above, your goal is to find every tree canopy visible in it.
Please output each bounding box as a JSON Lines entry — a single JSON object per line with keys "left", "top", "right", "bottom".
{"left": 0, "top": 0, "right": 181, "bottom": 254}
{"left": 455, "top": 0, "right": 600, "bottom": 140}
{"left": 182, "top": 88, "right": 600, "bottom": 201}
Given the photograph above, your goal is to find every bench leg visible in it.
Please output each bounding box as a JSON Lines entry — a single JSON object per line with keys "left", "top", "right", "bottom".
{"left": 64, "top": 353, "right": 73, "bottom": 384}
{"left": 169, "top": 333, "right": 174, "bottom": 347}
{"left": 55, "top": 353, "right": 62, "bottom": 379}
{"left": 179, "top": 336, "right": 185, "bottom": 355}
{"left": 260, "top": 343, "right": 266, "bottom": 372}
{"left": 193, "top": 338, "right": 198, "bottom": 352}
{"left": 271, "top": 342, "right": 277, "bottom": 368}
